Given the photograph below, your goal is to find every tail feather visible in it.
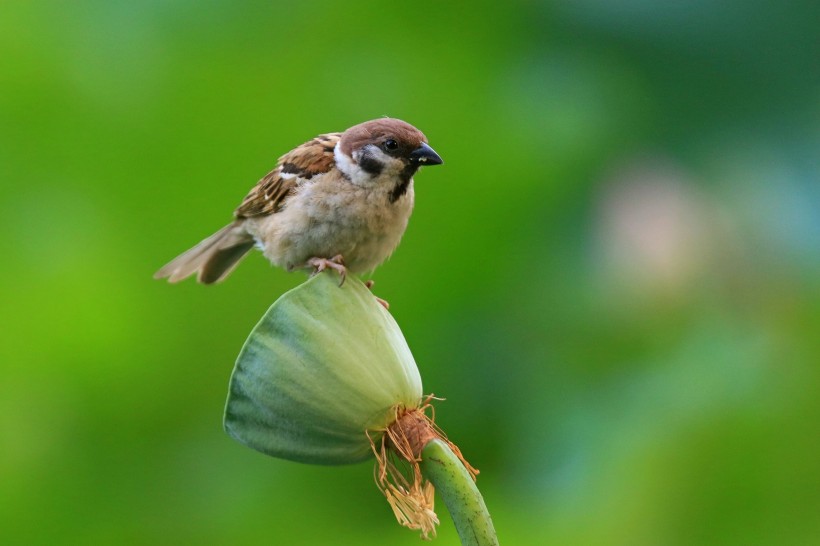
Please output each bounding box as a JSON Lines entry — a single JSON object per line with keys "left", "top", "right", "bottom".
{"left": 154, "top": 221, "right": 255, "bottom": 284}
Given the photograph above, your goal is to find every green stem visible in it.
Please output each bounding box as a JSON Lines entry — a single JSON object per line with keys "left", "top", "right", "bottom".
{"left": 420, "top": 439, "right": 499, "bottom": 546}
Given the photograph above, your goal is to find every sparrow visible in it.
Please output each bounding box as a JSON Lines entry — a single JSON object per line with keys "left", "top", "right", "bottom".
{"left": 154, "top": 118, "right": 443, "bottom": 287}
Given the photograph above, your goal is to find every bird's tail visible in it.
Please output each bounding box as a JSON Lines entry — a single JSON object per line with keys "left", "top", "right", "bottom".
{"left": 154, "top": 221, "right": 256, "bottom": 284}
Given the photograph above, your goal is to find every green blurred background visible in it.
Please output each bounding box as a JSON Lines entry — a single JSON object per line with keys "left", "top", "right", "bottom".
{"left": 2, "top": 1, "right": 818, "bottom": 544}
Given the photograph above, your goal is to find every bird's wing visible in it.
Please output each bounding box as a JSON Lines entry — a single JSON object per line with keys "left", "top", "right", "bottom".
{"left": 234, "top": 132, "right": 341, "bottom": 218}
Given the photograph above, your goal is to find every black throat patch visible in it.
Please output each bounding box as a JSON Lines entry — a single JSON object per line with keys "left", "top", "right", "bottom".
{"left": 389, "top": 164, "right": 419, "bottom": 203}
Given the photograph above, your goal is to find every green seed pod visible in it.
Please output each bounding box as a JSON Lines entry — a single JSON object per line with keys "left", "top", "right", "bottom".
{"left": 224, "top": 273, "right": 423, "bottom": 465}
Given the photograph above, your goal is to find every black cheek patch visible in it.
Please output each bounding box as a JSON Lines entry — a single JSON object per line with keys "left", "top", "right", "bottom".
{"left": 358, "top": 154, "right": 384, "bottom": 176}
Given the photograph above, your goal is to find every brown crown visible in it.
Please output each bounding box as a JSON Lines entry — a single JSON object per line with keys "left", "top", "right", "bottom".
{"left": 339, "top": 118, "right": 428, "bottom": 157}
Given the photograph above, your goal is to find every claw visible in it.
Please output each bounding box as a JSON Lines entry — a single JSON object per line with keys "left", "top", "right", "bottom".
{"left": 307, "top": 255, "right": 347, "bottom": 286}
{"left": 364, "top": 279, "right": 389, "bottom": 308}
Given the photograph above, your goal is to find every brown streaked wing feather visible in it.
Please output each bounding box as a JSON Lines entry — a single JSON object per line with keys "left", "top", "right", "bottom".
{"left": 234, "top": 133, "right": 341, "bottom": 218}
{"left": 234, "top": 169, "right": 294, "bottom": 218}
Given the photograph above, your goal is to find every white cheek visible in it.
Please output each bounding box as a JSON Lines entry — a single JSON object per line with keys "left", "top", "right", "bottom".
{"left": 334, "top": 142, "right": 406, "bottom": 188}
{"left": 334, "top": 142, "right": 374, "bottom": 186}
{"left": 366, "top": 145, "right": 391, "bottom": 163}
{"left": 360, "top": 145, "right": 405, "bottom": 177}
{"left": 334, "top": 143, "right": 356, "bottom": 177}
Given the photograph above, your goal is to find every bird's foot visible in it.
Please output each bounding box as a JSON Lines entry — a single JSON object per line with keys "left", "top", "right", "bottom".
{"left": 364, "top": 279, "right": 389, "bottom": 309}
{"left": 308, "top": 255, "right": 347, "bottom": 286}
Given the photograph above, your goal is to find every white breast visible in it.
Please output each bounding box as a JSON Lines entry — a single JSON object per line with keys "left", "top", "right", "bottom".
{"left": 247, "top": 169, "right": 414, "bottom": 274}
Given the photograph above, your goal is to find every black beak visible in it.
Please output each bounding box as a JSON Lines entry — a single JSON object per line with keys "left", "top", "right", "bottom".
{"left": 408, "top": 142, "right": 443, "bottom": 166}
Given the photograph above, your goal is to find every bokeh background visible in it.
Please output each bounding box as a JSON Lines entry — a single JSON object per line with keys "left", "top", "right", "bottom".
{"left": 2, "top": 1, "right": 818, "bottom": 544}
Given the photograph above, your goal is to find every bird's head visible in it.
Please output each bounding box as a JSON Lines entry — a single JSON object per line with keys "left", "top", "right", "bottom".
{"left": 335, "top": 118, "right": 443, "bottom": 186}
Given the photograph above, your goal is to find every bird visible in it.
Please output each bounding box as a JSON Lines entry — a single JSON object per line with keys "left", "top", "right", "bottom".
{"left": 154, "top": 117, "right": 443, "bottom": 289}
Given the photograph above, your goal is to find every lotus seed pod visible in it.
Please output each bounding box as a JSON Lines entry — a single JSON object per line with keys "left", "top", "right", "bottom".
{"left": 224, "top": 273, "right": 423, "bottom": 465}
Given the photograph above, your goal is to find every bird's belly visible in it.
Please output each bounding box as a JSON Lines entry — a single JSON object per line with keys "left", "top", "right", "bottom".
{"left": 251, "top": 188, "right": 413, "bottom": 274}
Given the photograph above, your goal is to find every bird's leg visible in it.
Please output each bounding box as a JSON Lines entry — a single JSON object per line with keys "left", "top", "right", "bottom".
{"left": 307, "top": 255, "right": 347, "bottom": 286}
{"left": 364, "top": 279, "right": 390, "bottom": 309}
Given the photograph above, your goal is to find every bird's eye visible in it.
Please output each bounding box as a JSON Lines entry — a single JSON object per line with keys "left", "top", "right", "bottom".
{"left": 383, "top": 139, "right": 399, "bottom": 151}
